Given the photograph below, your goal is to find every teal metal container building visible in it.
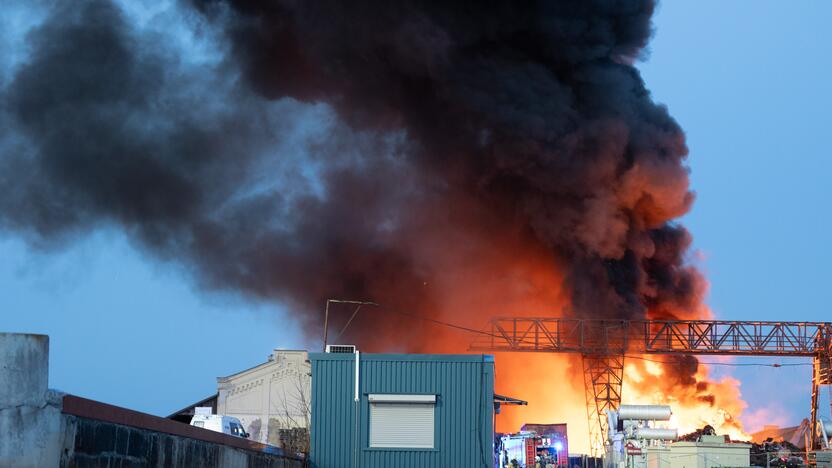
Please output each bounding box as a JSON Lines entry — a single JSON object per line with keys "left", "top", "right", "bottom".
{"left": 309, "top": 352, "right": 495, "bottom": 468}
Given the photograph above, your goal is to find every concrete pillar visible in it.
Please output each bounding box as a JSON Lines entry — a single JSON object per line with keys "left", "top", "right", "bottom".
{"left": 0, "top": 333, "right": 63, "bottom": 468}
{"left": 0, "top": 333, "right": 49, "bottom": 407}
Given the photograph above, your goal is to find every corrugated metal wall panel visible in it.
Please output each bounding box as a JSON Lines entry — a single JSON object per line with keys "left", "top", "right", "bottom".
{"left": 310, "top": 357, "right": 359, "bottom": 468}
{"left": 309, "top": 353, "right": 494, "bottom": 468}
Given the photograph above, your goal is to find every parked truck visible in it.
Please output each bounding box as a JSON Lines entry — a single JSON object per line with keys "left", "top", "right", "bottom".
{"left": 189, "top": 406, "right": 249, "bottom": 439}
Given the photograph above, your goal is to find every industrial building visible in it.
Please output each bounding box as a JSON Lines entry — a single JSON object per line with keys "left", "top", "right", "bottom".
{"left": 669, "top": 436, "right": 751, "bottom": 468}
{"left": 309, "top": 349, "right": 495, "bottom": 468}
{"left": 168, "top": 349, "right": 311, "bottom": 451}
{"left": 216, "top": 349, "right": 311, "bottom": 449}
{"left": 605, "top": 404, "right": 751, "bottom": 468}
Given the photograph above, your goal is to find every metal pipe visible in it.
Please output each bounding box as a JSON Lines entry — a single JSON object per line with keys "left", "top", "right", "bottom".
{"left": 618, "top": 405, "right": 672, "bottom": 421}
{"left": 633, "top": 427, "right": 677, "bottom": 440}
{"left": 820, "top": 418, "right": 831, "bottom": 449}
{"left": 606, "top": 409, "right": 618, "bottom": 440}
{"left": 322, "top": 300, "right": 331, "bottom": 352}
{"left": 354, "top": 350, "right": 360, "bottom": 402}
{"left": 353, "top": 349, "right": 360, "bottom": 468}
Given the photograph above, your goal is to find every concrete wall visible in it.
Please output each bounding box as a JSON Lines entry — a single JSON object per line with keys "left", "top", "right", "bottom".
{"left": 646, "top": 446, "right": 670, "bottom": 468}
{"left": 669, "top": 441, "right": 751, "bottom": 468}
{"left": 0, "top": 332, "right": 306, "bottom": 468}
{"left": 817, "top": 451, "right": 832, "bottom": 468}
{"left": 62, "top": 414, "right": 302, "bottom": 467}
{"left": 0, "top": 333, "right": 65, "bottom": 468}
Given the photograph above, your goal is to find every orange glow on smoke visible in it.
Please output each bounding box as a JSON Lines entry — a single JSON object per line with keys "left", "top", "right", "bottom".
{"left": 623, "top": 359, "right": 750, "bottom": 443}
{"left": 491, "top": 354, "right": 750, "bottom": 454}
{"left": 407, "top": 223, "right": 750, "bottom": 453}
{"left": 494, "top": 353, "right": 592, "bottom": 453}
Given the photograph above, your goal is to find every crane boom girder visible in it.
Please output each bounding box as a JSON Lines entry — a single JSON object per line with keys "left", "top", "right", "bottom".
{"left": 471, "top": 318, "right": 832, "bottom": 356}
{"left": 471, "top": 317, "right": 832, "bottom": 455}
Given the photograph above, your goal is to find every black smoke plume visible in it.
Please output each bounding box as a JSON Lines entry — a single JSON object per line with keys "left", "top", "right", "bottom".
{"left": 0, "top": 0, "right": 704, "bottom": 351}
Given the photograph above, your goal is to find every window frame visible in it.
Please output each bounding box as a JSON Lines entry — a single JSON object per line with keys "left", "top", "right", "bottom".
{"left": 366, "top": 393, "right": 438, "bottom": 451}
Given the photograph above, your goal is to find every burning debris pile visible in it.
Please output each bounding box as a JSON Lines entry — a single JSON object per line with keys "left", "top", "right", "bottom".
{"left": 0, "top": 0, "right": 745, "bottom": 449}
{"left": 749, "top": 440, "right": 804, "bottom": 468}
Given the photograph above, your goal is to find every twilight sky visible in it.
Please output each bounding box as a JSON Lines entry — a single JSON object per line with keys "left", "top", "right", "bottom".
{"left": 1, "top": 0, "right": 830, "bottom": 432}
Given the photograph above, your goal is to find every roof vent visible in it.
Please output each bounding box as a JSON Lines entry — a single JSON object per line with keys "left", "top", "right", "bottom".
{"left": 326, "top": 344, "right": 357, "bottom": 353}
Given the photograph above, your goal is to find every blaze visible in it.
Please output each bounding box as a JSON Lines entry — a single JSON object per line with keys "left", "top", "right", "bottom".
{"left": 3, "top": 1, "right": 751, "bottom": 455}
{"left": 406, "top": 226, "right": 751, "bottom": 454}
{"left": 492, "top": 354, "right": 749, "bottom": 454}
{"left": 623, "top": 358, "right": 749, "bottom": 442}
{"left": 494, "top": 354, "right": 591, "bottom": 452}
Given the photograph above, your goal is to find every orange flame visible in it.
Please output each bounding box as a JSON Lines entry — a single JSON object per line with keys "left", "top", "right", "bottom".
{"left": 623, "top": 358, "right": 749, "bottom": 442}
{"left": 491, "top": 354, "right": 750, "bottom": 453}
{"left": 411, "top": 225, "right": 749, "bottom": 453}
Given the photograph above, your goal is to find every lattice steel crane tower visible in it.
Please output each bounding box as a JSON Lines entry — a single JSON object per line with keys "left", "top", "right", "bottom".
{"left": 471, "top": 319, "right": 832, "bottom": 456}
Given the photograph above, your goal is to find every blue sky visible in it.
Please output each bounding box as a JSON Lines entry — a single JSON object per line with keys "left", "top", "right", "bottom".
{"left": 1, "top": 1, "right": 830, "bottom": 431}
{"left": 640, "top": 1, "right": 832, "bottom": 429}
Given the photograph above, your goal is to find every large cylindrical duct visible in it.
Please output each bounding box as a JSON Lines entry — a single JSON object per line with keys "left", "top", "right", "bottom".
{"left": 821, "top": 419, "right": 832, "bottom": 436}
{"left": 633, "top": 428, "right": 678, "bottom": 440}
{"left": 618, "top": 405, "right": 672, "bottom": 421}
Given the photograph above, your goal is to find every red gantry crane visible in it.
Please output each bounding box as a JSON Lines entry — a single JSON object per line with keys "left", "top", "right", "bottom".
{"left": 470, "top": 319, "right": 832, "bottom": 456}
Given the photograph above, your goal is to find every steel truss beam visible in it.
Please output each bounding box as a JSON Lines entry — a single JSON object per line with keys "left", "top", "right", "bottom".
{"left": 471, "top": 318, "right": 832, "bottom": 454}
{"left": 582, "top": 354, "right": 624, "bottom": 456}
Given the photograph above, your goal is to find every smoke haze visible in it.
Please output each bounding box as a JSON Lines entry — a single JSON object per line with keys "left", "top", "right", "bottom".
{"left": 0, "top": 0, "right": 753, "bottom": 449}
{"left": 1, "top": 0, "right": 706, "bottom": 351}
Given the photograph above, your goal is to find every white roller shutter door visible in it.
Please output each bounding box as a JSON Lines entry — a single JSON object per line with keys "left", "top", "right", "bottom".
{"left": 369, "top": 395, "right": 435, "bottom": 448}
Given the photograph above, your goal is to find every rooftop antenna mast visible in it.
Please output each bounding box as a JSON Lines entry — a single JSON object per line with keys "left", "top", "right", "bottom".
{"left": 322, "top": 299, "right": 378, "bottom": 351}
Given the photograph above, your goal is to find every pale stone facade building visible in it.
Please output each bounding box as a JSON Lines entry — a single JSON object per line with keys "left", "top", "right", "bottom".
{"left": 216, "top": 349, "right": 311, "bottom": 448}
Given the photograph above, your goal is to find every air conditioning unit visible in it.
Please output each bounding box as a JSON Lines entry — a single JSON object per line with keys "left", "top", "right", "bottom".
{"left": 325, "top": 344, "right": 357, "bottom": 354}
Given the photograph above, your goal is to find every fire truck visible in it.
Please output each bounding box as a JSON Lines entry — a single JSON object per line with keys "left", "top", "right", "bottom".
{"left": 498, "top": 423, "right": 568, "bottom": 468}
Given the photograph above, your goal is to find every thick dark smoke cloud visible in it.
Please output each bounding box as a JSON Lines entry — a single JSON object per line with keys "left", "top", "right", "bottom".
{"left": 195, "top": 0, "right": 702, "bottom": 320}
{"left": 0, "top": 0, "right": 704, "bottom": 350}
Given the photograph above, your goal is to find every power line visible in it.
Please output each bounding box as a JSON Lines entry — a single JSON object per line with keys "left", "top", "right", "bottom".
{"left": 624, "top": 354, "right": 812, "bottom": 368}
{"left": 386, "top": 309, "right": 500, "bottom": 338}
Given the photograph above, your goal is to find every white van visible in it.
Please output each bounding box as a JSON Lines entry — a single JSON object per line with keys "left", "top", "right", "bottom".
{"left": 190, "top": 413, "right": 250, "bottom": 439}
